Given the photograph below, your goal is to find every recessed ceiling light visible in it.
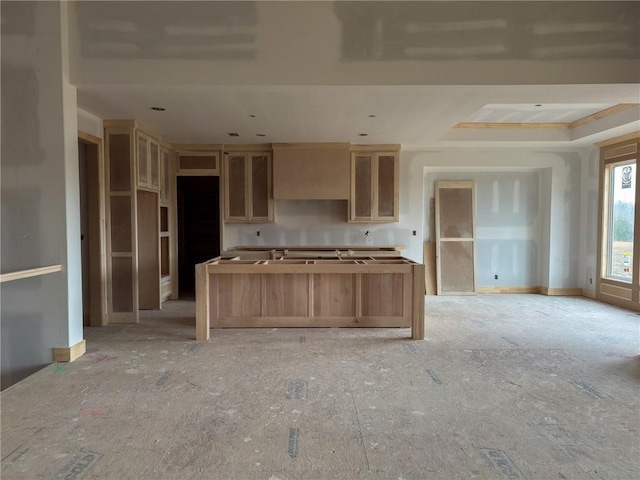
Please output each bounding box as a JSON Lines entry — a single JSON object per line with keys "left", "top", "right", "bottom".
{"left": 228, "top": 132, "right": 240, "bottom": 137}
{"left": 358, "top": 133, "right": 368, "bottom": 137}
{"left": 368, "top": 115, "right": 376, "bottom": 118}
{"left": 249, "top": 114, "right": 256, "bottom": 118}
{"left": 150, "top": 106, "right": 166, "bottom": 111}
{"left": 256, "top": 134, "right": 266, "bottom": 137}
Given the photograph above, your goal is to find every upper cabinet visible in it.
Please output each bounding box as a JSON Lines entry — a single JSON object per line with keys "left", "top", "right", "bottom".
{"left": 350, "top": 151, "right": 399, "bottom": 223}
{"left": 176, "top": 151, "right": 219, "bottom": 176}
{"left": 224, "top": 151, "right": 273, "bottom": 223}
{"left": 136, "top": 131, "right": 161, "bottom": 191}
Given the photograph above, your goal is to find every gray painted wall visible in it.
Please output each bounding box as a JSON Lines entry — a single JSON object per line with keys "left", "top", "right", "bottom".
{"left": 1, "top": 1, "right": 82, "bottom": 389}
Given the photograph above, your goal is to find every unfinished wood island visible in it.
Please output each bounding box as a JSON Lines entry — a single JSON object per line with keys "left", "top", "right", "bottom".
{"left": 195, "top": 252, "right": 425, "bottom": 341}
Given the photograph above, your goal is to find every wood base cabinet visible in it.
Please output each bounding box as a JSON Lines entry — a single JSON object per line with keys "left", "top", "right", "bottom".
{"left": 196, "top": 257, "right": 425, "bottom": 340}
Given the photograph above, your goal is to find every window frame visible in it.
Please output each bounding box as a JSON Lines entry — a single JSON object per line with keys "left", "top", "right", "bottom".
{"left": 605, "top": 159, "right": 636, "bottom": 283}
{"left": 596, "top": 134, "right": 640, "bottom": 311}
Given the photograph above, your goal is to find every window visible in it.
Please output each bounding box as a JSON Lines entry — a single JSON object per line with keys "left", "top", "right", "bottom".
{"left": 606, "top": 161, "right": 636, "bottom": 281}
{"left": 598, "top": 135, "right": 640, "bottom": 309}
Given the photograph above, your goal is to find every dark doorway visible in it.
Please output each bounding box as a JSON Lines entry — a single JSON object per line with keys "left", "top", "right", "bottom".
{"left": 78, "top": 138, "right": 104, "bottom": 326}
{"left": 177, "top": 176, "right": 220, "bottom": 298}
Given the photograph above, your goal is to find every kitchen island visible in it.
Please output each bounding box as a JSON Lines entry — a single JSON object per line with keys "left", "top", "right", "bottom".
{"left": 195, "top": 253, "right": 425, "bottom": 341}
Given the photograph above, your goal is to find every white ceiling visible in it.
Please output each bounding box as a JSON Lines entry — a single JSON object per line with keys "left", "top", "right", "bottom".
{"left": 65, "top": 1, "right": 640, "bottom": 147}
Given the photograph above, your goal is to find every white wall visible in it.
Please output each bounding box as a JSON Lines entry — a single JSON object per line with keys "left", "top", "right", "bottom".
{"left": 424, "top": 170, "right": 542, "bottom": 287}
{"left": 1, "top": 1, "right": 82, "bottom": 387}
{"left": 78, "top": 108, "right": 104, "bottom": 139}
{"left": 579, "top": 147, "right": 601, "bottom": 294}
{"left": 225, "top": 146, "right": 588, "bottom": 289}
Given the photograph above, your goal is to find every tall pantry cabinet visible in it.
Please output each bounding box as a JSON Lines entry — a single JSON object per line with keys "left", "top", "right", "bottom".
{"left": 104, "top": 120, "right": 174, "bottom": 323}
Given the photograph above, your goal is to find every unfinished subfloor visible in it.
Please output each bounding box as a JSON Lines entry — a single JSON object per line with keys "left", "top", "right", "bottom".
{"left": 2, "top": 295, "right": 639, "bottom": 479}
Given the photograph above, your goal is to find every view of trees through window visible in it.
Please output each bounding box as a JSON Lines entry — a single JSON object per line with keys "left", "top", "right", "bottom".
{"left": 609, "top": 163, "right": 635, "bottom": 280}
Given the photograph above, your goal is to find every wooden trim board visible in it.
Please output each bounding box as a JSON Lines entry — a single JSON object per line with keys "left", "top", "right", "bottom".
{"left": 454, "top": 105, "right": 639, "bottom": 131}
{"left": 595, "top": 131, "right": 640, "bottom": 148}
{"left": 232, "top": 245, "right": 405, "bottom": 251}
{"left": 195, "top": 263, "right": 210, "bottom": 340}
{"left": 569, "top": 104, "right": 638, "bottom": 129}
{"left": 52, "top": 339, "right": 86, "bottom": 362}
{"left": 171, "top": 143, "right": 223, "bottom": 151}
{"left": 78, "top": 131, "right": 102, "bottom": 145}
{"left": 454, "top": 122, "right": 568, "bottom": 130}
{"left": 423, "top": 242, "right": 437, "bottom": 295}
{"left": 412, "top": 264, "right": 426, "bottom": 340}
{"left": 0, "top": 265, "right": 62, "bottom": 283}
{"left": 540, "top": 287, "right": 583, "bottom": 296}
{"left": 477, "top": 286, "right": 540, "bottom": 294}
{"left": 350, "top": 144, "right": 401, "bottom": 152}
{"left": 273, "top": 142, "right": 350, "bottom": 150}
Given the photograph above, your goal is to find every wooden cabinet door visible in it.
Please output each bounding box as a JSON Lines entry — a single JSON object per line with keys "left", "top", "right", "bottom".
{"left": 105, "top": 129, "right": 139, "bottom": 324}
{"left": 350, "top": 152, "right": 399, "bottom": 222}
{"left": 224, "top": 152, "right": 273, "bottom": 223}
{"left": 136, "top": 132, "right": 149, "bottom": 188}
{"left": 225, "top": 154, "right": 249, "bottom": 221}
{"left": 375, "top": 153, "right": 398, "bottom": 221}
{"left": 435, "top": 181, "right": 477, "bottom": 295}
{"left": 351, "top": 153, "right": 374, "bottom": 221}
{"left": 249, "top": 152, "right": 273, "bottom": 221}
{"left": 149, "top": 140, "right": 160, "bottom": 190}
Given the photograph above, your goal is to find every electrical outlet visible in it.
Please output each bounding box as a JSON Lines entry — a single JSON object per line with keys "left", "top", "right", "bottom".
{"left": 494, "top": 274, "right": 498, "bottom": 280}
{"left": 256, "top": 231, "right": 260, "bottom": 237}
{"left": 589, "top": 277, "right": 593, "bottom": 285}
{"left": 412, "top": 230, "right": 417, "bottom": 236}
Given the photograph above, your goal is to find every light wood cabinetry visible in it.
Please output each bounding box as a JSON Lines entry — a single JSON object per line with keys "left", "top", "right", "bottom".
{"left": 272, "top": 143, "right": 350, "bottom": 200}
{"left": 195, "top": 256, "right": 425, "bottom": 341}
{"left": 105, "top": 127, "right": 137, "bottom": 323}
{"left": 223, "top": 152, "right": 273, "bottom": 223}
{"left": 104, "top": 120, "right": 174, "bottom": 321}
{"left": 350, "top": 151, "right": 399, "bottom": 222}
{"left": 176, "top": 150, "right": 219, "bottom": 176}
{"left": 136, "top": 131, "right": 160, "bottom": 191}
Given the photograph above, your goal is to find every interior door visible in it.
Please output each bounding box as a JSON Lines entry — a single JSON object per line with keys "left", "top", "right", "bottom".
{"left": 435, "top": 180, "right": 477, "bottom": 295}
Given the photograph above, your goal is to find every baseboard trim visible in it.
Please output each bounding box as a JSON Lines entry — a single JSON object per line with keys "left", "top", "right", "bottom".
{"left": 478, "top": 286, "right": 540, "bottom": 294}
{"left": 52, "top": 339, "right": 86, "bottom": 362}
{"left": 477, "top": 286, "right": 591, "bottom": 298}
{"left": 540, "top": 287, "right": 583, "bottom": 296}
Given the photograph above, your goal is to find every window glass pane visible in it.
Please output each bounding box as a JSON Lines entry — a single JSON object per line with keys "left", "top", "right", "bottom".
{"left": 608, "top": 162, "right": 635, "bottom": 281}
